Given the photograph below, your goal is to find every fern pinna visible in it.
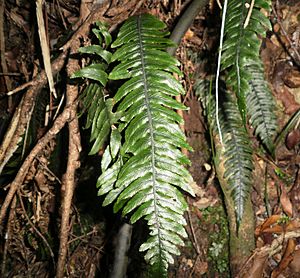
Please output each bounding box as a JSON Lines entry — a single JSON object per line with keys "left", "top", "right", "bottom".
{"left": 74, "top": 14, "right": 195, "bottom": 275}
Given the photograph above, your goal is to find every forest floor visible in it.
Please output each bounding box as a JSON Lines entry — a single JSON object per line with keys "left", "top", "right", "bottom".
{"left": 0, "top": 0, "right": 300, "bottom": 277}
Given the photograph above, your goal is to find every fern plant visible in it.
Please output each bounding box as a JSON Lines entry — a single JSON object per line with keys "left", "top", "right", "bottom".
{"left": 73, "top": 14, "right": 194, "bottom": 275}
{"left": 196, "top": 80, "right": 253, "bottom": 225}
{"left": 212, "top": 0, "right": 277, "bottom": 224}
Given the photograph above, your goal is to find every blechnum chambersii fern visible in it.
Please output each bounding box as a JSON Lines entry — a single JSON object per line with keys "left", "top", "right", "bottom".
{"left": 72, "top": 14, "right": 195, "bottom": 275}
{"left": 198, "top": 0, "right": 277, "bottom": 227}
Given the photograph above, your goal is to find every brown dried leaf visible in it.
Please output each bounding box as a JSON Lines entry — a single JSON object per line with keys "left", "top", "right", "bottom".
{"left": 271, "top": 239, "right": 296, "bottom": 278}
{"left": 242, "top": 251, "right": 268, "bottom": 278}
{"left": 280, "top": 184, "right": 293, "bottom": 217}
{"left": 255, "top": 215, "right": 281, "bottom": 236}
{"left": 286, "top": 129, "right": 300, "bottom": 150}
{"left": 289, "top": 249, "right": 300, "bottom": 273}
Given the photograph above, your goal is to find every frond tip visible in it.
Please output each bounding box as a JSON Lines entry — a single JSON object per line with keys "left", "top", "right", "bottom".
{"left": 96, "top": 14, "right": 195, "bottom": 274}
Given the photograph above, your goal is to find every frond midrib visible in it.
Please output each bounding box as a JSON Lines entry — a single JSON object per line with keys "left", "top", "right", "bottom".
{"left": 137, "top": 15, "right": 163, "bottom": 260}
{"left": 233, "top": 0, "right": 246, "bottom": 111}
{"left": 227, "top": 127, "right": 245, "bottom": 219}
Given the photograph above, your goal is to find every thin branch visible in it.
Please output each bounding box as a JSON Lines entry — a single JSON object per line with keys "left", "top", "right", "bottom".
{"left": 0, "top": 51, "right": 67, "bottom": 174}
{"left": 0, "top": 102, "right": 75, "bottom": 227}
{"left": 17, "top": 190, "right": 55, "bottom": 267}
{"left": 272, "top": 3, "right": 300, "bottom": 66}
{"left": 6, "top": 80, "right": 35, "bottom": 95}
{"left": 36, "top": 0, "right": 57, "bottom": 99}
{"left": 0, "top": 196, "right": 16, "bottom": 276}
{"left": 0, "top": 0, "right": 12, "bottom": 94}
{"left": 56, "top": 84, "right": 81, "bottom": 278}
{"left": 243, "top": 0, "right": 255, "bottom": 29}
{"left": 56, "top": 24, "right": 82, "bottom": 276}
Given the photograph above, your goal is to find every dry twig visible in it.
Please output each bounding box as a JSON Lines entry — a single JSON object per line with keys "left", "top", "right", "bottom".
{"left": 0, "top": 101, "right": 76, "bottom": 227}
{"left": 17, "top": 190, "right": 55, "bottom": 267}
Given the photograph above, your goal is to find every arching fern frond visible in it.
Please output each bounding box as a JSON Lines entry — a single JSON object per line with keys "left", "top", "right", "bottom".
{"left": 196, "top": 80, "right": 253, "bottom": 225}
{"left": 96, "top": 14, "right": 194, "bottom": 275}
{"left": 221, "top": 0, "right": 271, "bottom": 121}
{"left": 72, "top": 22, "right": 120, "bottom": 156}
{"left": 246, "top": 64, "right": 277, "bottom": 153}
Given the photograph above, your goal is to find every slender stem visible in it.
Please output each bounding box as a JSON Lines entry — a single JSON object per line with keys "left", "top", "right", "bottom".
{"left": 167, "top": 0, "right": 209, "bottom": 56}
{"left": 215, "top": 0, "right": 228, "bottom": 147}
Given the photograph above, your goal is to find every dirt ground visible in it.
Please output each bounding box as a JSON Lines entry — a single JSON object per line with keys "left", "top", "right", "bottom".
{"left": 0, "top": 0, "right": 300, "bottom": 277}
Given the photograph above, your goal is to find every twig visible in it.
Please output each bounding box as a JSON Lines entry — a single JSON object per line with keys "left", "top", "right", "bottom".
{"left": 187, "top": 206, "right": 200, "bottom": 255}
{"left": 272, "top": 3, "right": 300, "bottom": 66}
{"left": 0, "top": 72, "right": 22, "bottom": 76}
{"left": 0, "top": 196, "right": 16, "bottom": 276}
{"left": 36, "top": 0, "right": 57, "bottom": 99}
{"left": 36, "top": 156, "right": 62, "bottom": 184}
{"left": 189, "top": 254, "right": 201, "bottom": 278}
{"left": 0, "top": 0, "right": 12, "bottom": 94}
{"left": 56, "top": 84, "right": 81, "bottom": 278}
{"left": 216, "top": 0, "right": 222, "bottom": 9}
{"left": 56, "top": 26, "right": 82, "bottom": 276}
{"left": 237, "top": 230, "right": 300, "bottom": 277}
{"left": 243, "top": 0, "right": 255, "bottom": 29}
{"left": 0, "top": 51, "right": 67, "bottom": 175}
{"left": 67, "top": 228, "right": 96, "bottom": 244}
{"left": 6, "top": 80, "right": 35, "bottom": 95}
{"left": 0, "top": 101, "right": 76, "bottom": 227}
{"left": 17, "top": 190, "right": 56, "bottom": 267}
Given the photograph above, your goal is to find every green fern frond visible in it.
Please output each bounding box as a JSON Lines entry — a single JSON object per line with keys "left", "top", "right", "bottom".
{"left": 72, "top": 22, "right": 120, "bottom": 155}
{"left": 96, "top": 14, "right": 194, "bottom": 274}
{"left": 246, "top": 64, "right": 277, "bottom": 153}
{"left": 221, "top": 94, "right": 253, "bottom": 224}
{"left": 221, "top": 0, "right": 271, "bottom": 121}
{"left": 196, "top": 80, "right": 253, "bottom": 225}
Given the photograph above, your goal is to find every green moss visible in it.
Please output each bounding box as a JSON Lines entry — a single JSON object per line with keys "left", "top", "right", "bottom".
{"left": 201, "top": 205, "right": 230, "bottom": 277}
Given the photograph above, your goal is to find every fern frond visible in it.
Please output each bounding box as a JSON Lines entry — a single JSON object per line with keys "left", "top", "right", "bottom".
{"left": 196, "top": 80, "right": 253, "bottom": 225}
{"left": 221, "top": 0, "right": 271, "bottom": 121}
{"left": 246, "top": 64, "right": 277, "bottom": 153}
{"left": 221, "top": 94, "right": 253, "bottom": 224}
{"left": 72, "top": 22, "right": 119, "bottom": 155}
{"left": 97, "top": 14, "right": 194, "bottom": 274}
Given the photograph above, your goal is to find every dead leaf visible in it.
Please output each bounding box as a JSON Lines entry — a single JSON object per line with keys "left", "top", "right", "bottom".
{"left": 289, "top": 249, "right": 300, "bottom": 273}
{"left": 280, "top": 183, "right": 293, "bottom": 217}
{"left": 255, "top": 215, "right": 281, "bottom": 236}
{"left": 271, "top": 239, "right": 296, "bottom": 278}
{"left": 286, "top": 129, "right": 300, "bottom": 150}
{"left": 193, "top": 197, "right": 216, "bottom": 210}
{"left": 243, "top": 251, "right": 268, "bottom": 278}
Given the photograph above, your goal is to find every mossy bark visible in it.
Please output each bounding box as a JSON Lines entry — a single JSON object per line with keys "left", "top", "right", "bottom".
{"left": 221, "top": 187, "right": 255, "bottom": 276}
{"left": 214, "top": 145, "right": 255, "bottom": 277}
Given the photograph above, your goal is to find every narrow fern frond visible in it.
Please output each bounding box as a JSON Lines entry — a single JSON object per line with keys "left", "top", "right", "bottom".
{"left": 221, "top": 0, "right": 271, "bottom": 121}
{"left": 196, "top": 80, "right": 253, "bottom": 225}
{"left": 221, "top": 94, "right": 253, "bottom": 224}
{"left": 246, "top": 64, "right": 277, "bottom": 153}
{"left": 97, "top": 14, "right": 194, "bottom": 274}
